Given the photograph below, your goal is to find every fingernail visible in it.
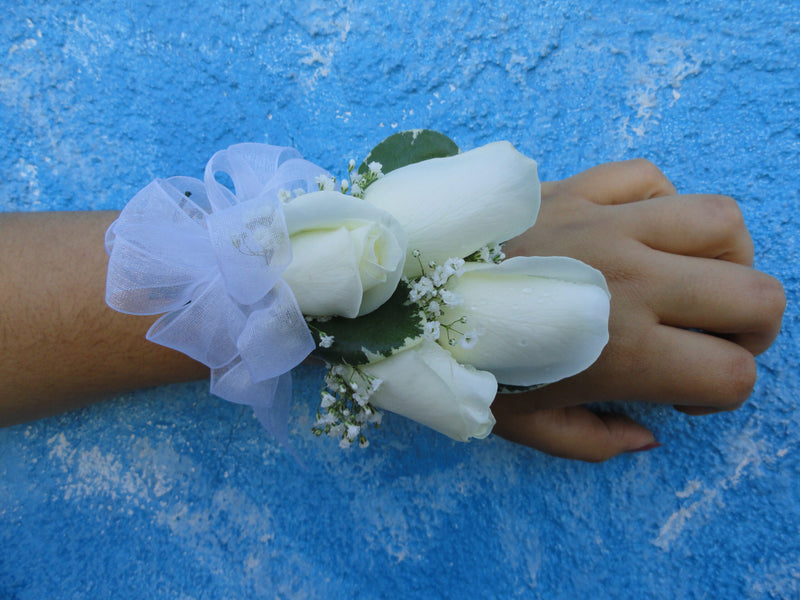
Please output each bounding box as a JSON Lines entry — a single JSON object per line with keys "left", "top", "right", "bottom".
{"left": 625, "top": 442, "right": 663, "bottom": 454}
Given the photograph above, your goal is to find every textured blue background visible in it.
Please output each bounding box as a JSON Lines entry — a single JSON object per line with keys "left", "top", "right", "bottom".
{"left": 1, "top": 1, "right": 798, "bottom": 598}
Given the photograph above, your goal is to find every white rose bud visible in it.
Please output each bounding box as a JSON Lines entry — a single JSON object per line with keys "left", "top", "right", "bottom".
{"left": 438, "top": 256, "right": 611, "bottom": 386}
{"left": 364, "top": 141, "right": 540, "bottom": 277}
{"left": 281, "top": 191, "right": 407, "bottom": 318}
{"left": 352, "top": 340, "right": 497, "bottom": 441}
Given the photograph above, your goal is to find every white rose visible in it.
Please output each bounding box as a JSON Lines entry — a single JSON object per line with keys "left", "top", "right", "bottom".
{"left": 281, "top": 191, "right": 407, "bottom": 318}
{"left": 355, "top": 340, "right": 497, "bottom": 442}
{"left": 363, "top": 141, "right": 540, "bottom": 277}
{"left": 438, "top": 256, "right": 611, "bottom": 386}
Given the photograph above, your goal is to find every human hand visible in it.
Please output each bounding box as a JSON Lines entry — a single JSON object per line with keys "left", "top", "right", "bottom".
{"left": 492, "top": 159, "right": 786, "bottom": 461}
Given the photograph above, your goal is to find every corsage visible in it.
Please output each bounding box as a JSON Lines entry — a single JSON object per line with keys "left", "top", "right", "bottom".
{"left": 105, "top": 130, "right": 610, "bottom": 449}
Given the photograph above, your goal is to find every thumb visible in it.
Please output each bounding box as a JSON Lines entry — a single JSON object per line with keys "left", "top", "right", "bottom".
{"left": 492, "top": 405, "right": 661, "bottom": 462}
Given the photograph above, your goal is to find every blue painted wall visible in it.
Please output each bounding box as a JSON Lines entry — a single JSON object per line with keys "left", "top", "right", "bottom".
{"left": 1, "top": 1, "right": 798, "bottom": 598}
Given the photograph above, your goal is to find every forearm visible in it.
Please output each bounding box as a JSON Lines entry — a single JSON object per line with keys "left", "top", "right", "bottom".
{"left": 0, "top": 211, "right": 208, "bottom": 426}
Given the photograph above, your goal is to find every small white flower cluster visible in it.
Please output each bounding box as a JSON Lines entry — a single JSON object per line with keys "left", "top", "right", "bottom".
{"left": 278, "top": 160, "right": 384, "bottom": 202}
{"left": 278, "top": 188, "right": 310, "bottom": 204}
{"left": 313, "top": 366, "right": 384, "bottom": 448}
{"left": 314, "top": 174, "right": 337, "bottom": 192}
{"left": 468, "top": 243, "right": 506, "bottom": 264}
{"left": 345, "top": 159, "right": 383, "bottom": 199}
{"left": 408, "top": 251, "right": 479, "bottom": 349}
{"left": 305, "top": 318, "right": 333, "bottom": 347}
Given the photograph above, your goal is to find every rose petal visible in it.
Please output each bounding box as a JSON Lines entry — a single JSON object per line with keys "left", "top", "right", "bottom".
{"left": 359, "top": 340, "right": 497, "bottom": 441}
{"left": 283, "top": 191, "right": 407, "bottom": 317}
{"left": 440, "top": 256, "right": 611, "bottom": 386}
{"left": 281, "top": 226, "right": 364, "bottom": 318}
{"left": 363, "top": 141, "right": 540, "bottom": 276}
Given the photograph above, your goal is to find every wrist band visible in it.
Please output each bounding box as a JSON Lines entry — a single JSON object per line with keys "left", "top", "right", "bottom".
{"left": 105, "top": 130, "right": 610, "bottom": 450}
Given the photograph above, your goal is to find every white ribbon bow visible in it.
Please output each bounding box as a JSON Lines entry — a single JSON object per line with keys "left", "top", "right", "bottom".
{"left": 106, "top": 143, "right": 330, "bottom": 445}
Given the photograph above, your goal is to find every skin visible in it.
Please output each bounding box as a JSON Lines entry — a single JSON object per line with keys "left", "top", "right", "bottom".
{"left": 0, "top": 160, "right": 785, "bottom": 461}
{"left": 0, "top": 211, "right": 208, "bottom": 425}
{"left": 494, "top": 159, "right": 785, "bottom": 461}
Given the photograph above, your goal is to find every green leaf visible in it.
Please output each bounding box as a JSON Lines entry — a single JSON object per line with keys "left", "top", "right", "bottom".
{"left": 358, "top": 129, "right": 459, "bottom": 177}
{"left": 309, "top": 280, "right": 425, "bottom": 366}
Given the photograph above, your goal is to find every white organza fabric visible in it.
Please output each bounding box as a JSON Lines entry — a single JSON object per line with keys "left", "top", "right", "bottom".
{"left": 106, "top": 143, "right": 330, "bottom": 446}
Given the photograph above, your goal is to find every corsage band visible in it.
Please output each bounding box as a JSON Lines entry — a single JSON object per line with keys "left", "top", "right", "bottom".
{"left": 105, "top": 130, "right": 611, "bottom": 450}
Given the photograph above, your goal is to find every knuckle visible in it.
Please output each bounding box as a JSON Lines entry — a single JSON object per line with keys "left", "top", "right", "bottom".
{"left": 629, "top": 157, "right": 662, "bottom": 179}
{"left": 735, "top": 272, "right": 787, "bottom": 335}
{"left": 720, "top": 351, "right": 757, "bottom": 410}
{"left": 752, "top": 273, "right": 787, "bottom": 325}
{"left": 701, "top": 194, "right": 747, "bottom": 235}
{"left": 629, "top": 158, "right": 672, "bottom": 196}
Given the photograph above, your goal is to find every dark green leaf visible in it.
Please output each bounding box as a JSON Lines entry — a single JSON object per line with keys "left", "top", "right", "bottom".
{"left": 358, "top": 129, "right": 459, "bottom": 177}
{"left": 309, "top": 280, "right": 425, "bottom": 365}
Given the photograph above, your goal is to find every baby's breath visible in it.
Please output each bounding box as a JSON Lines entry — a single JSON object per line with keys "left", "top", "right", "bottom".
{"left": 315, "top": 174, "right": 336, "bottom": 192}
{"left": 424, "top": 320, "right": 441, "bottom": 341}
{"left": 438, "top": 289, "right": 461, "bottom": 307}
{"left": 313, "top": 365, "right": 384, "bottom": 448}
{"left": 405, "top": 250, "right": 479, "bottom": 350}
{"left": 278, "top": 188, "right": 310, "bottom": 204}
{"left": 459, "top": 330, "right": 479, "bottom": 349}
{"left": 341, "top": 158, "right": 384, "bottom": 199}
{"left": 467, "top": 243, "right": 505, "bottom": 264}
{"left": 305, "top": 154, "right": 498, "bottom": 452}
{"left": 305, "top": 319, "right": 336, "bottom": 350}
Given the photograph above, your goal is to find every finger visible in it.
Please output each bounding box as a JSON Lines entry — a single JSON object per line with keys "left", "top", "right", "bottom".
{"left": 646, "top": 254, "right": 785, "bottom": 355}
{"left": 628, "top": 325, "right": 757, "bottom": 408}
{"left": 616, "top": 194, "right": 754, "bottom": 265}
{"left": 559, "top": 158, "right": 677, "bottom": 205}
{"left": 491, "top": 404, "right": 659, "bottom": 462}
{"left": 500, "top": 322, "right": 758, "bottom": 412}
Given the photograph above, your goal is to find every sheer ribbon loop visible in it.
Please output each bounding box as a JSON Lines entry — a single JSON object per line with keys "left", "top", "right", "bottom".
{"left": 210, "top": 364, "right": 296, "bottom": 452}
{"left": 237, "top": 280, "right": 315, "bottom": 383}
{"left": 105, "top": 179, "right": 216, "bottom": 315}
{"left": 106, "top": 143, "right": 331, "bottom": 445}
{"left": 204, "top": 143, "right": 301, "bottom": 210}
{"left": 145, "top": 276, "right": 245, "bottom": 369}
{"left": 205, "top": 196, "right": 291, "bottom": 306}
{"left": 210, "top": 357, "right": 280, "bottom": 407}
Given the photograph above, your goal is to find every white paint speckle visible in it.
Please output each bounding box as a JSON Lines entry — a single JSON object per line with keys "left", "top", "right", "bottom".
{"left": 653, "top": 488, "right": 719, "bottom": 551}
{"left": 300, "top": 48, "right": 327, "bottom": 66}
{"left": 675, "top": 479, "right": 702, "bottom": 499}
{"left": 620, "top": 36, "right": 703, "bottom": 146}
{"left": 652, "top": 423, "right": 764, "bottom": 552}
{"left": 9, "top": 38, "right": 37, "bottom": 54}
